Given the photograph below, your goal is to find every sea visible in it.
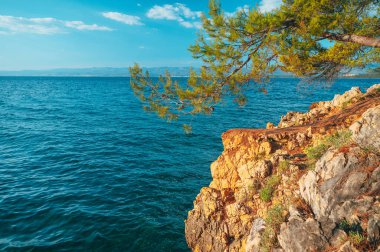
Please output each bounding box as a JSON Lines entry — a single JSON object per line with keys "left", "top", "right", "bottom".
{"left": 0, "top": 77, "right": 379, "bottom": 251}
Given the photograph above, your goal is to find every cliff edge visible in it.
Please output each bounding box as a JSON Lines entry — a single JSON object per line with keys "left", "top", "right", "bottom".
{"left": 185, "top": 84, "right": 380, "bottom": 252}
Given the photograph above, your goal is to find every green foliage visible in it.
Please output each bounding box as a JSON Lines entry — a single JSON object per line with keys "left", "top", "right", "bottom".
{"left": 260, "top": 187, "right": 273, "bottom": 202}
{"left": 266, "top": 204, "right": 285, "bottom": 226}
{"left": 341, "top": 100, "right": 352, "bottom": 109}
{"left": 338, "top": 219, "right": 365, "bottom": 245}
{"left": 325, "top": 130, "right": 352, "bottom": 148}
{"left": 338, "top": 219, "right": 363, "bottom": 233}
{"left": 305, "top": 130, "right": 352, "bottom": 160}
{"left": 305, "top": 143, "right": 329, "bottom": 160}
{"left": 130, "top": 0, "right": 380, "bottom": 123}
{"left": 338, "top": 219, "right": 352, "bottom": 232}
{"left": 349, "top": 231, "right": 365, "bottom": 245}
{"left": 261, "top": 204, "right": 286, "bottom": 251}
{"left": 361, "top": 145, "right": 377, "bottom": 154}
{"left": 259, "top": 175, "right": 281, "bottom": 202}
{"left": 278, "top": 160, "right": 290, "bottom": 174}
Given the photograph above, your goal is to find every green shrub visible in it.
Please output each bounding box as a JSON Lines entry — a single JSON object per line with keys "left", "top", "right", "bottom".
{"left": 349, "top": 231, "right": 365, "bottom": 245}
{"left": 361, "top": 145, "right": 377, "bottom": 154}
{"left": 305, "top": 130, "right": 352, "bottom": 162}
{"left": 341, "top": 100, "right": 351, "bottom": 109}
{"left": 338, "top": 219, "right": 351, "bottom": 231}
{"left": 260, "top": 187, "right": 273, "bottom": 202}
{"left": 325, "top": 130, "right": 352, "bottom": 148}
{"left": 259, "top": 175, "right": 281, "bottom": 202}
{"left": 260, "top": 205, "right": 286, "bottom": 252}
{"left": 305, "top": 143, "right": 328, "bottom": 160}
{"left": 278, "top": 160, "right": 290, "bottom": 174}
{"left": 266, "top": 204, "right": 285, "bottom": 226}
{"left": 338, "top": 219, "right": 365, "bottom": 245}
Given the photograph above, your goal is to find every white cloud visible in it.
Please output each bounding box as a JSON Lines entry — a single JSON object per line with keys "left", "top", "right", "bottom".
{"left": 29, "top": 17, "right": 57, "bottom": 23}
{"left": 179, "top": 21, "right": 202, "bottom": 29}
{"left": 0, "top": 16, "right": 60, "bottom": 34}
{"left": 259, "top": 0, "right": 282, "bottom": 13}
{"left": 102, "top": 12, "right": 143, "bottom": 26}
{"left": 0, "top": 15, "right": 112, "bottom": 35}
{"left": 146, "top": 3, "right": 202, "bottom": 29}
{"left": 65, "top": 21, "right": 112, "bottom": 31}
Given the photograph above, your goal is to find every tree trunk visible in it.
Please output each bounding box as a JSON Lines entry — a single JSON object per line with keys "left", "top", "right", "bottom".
{"left": 325, "top": 33, "right": 380, "bottom": 48}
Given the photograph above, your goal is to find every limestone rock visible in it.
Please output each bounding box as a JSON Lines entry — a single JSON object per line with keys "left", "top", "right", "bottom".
{"left": 350, "top": 105, "right": 380, "bottom": 153}
{"left": 278, "top": 214, "right": 327, "bottom": 252}
{"left": 330, "top": 229, "right": 348, "bottom": 248}
{"left": 246, "top": 218, "right": 265, "bottom": 252}
{"left": 299, "top": 146, "right": 379, "bottom": 237}
{"left": 368, "top": 214, "right": 380, "bottom": 242}
{"left": 331, "top": 87, "right": 362, "bottom": 107}
{"left": 367, "top": 83, "right": 380, "bottom": 94}
{"left": 338, "top": 241, "right": 359, "bottom": 252}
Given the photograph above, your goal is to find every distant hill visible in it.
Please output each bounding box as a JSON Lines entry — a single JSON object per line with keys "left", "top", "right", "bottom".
{"left": 0, "top": 66, "right": 376, "bottom": 78}
{"left": 0, "top": 67, "right": 199, "bottom": 77}
{"left": 0, "top": 67, "right": 292, "bottom": 77}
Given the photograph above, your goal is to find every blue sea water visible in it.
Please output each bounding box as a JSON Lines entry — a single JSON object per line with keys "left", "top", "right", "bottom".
{"left": 0, "top": 77, "right": 379, "bottom": 252}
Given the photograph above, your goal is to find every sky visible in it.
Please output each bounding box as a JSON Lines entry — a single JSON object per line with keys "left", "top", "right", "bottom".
{"left": 0, "top": 0, "right": 282, "bottom": 70}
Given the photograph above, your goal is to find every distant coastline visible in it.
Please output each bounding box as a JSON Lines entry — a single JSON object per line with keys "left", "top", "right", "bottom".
{"left": 0, "top": 67, "right": 378, "bottom": 78}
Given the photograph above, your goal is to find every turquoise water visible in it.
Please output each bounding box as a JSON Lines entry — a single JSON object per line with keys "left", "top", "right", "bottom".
{"left": 0, "top": 77, "right": 379, "bottom": 251}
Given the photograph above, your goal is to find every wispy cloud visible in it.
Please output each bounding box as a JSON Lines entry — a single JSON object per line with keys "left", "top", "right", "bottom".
{"left": 0, "top": 15, "right": 112, "bottom": 35}
{"left": 259, "top": 0, "right": 282, "bottom": 13}
{"left": 146, "top": 3, "right": 202, "bottom": 29}
{"left": 65, "top": 21, "right": 112, "bottom": 31}
{"left": 102, "top": 12, "right": 143, "bottom": 26}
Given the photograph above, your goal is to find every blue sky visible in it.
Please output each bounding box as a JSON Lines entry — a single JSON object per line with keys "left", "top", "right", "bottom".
{"left": 0, "top": 0, "right": 282, "bottom": 70}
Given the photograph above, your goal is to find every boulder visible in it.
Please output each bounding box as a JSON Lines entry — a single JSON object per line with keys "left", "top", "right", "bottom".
{"left": 246, "top": 218, "right": 266, "bottom": 252}
{"left": 350, "top": 105, "right": 380, "bottom": 153}
{"left": 278, "top": 208, "right": 327, "bottom": 252}
{"left": 331, "top": 87, "right": 362, "bottom": 107}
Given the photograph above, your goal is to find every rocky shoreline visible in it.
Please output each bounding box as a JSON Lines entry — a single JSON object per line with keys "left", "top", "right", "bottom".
{"left": 185, "top": 84, "right": 380, "bottom": 252}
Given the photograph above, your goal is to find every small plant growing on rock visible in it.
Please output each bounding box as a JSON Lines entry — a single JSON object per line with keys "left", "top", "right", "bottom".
{"left": 305, "top": 143, "right": 329, "bottom": 160}
{"left": 305, "top": 130, "right": 352, "bottom": 168}
{"left": 260, "top": 187, "right": 273, "bottom": 202}
{"left": 325, "top": 130, "right": 352, "bottom": 148}
{"left": 278, "top": 160, "right": 290, "bottom": 174}
{"left": 260, "top": 205, "right": 286, "bottom": 252}
{"left": 348, "top": 231, "right": 365, "bottom": 245}
{"left": 338, "top": 219, "right": 366, "bottom": 247}
{"left": 341, "top": 100, "right": 352, "bottom": 109}
{"left": 361, "top": 145, "right": 377, "bottom": 154}
{"left": 259, "top": 175, "right": 281, "bottom": 202}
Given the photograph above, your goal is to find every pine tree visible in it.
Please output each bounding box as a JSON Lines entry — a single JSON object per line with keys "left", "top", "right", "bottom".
{"left": 130, "top": 0, "right": 379, "bottom": 123}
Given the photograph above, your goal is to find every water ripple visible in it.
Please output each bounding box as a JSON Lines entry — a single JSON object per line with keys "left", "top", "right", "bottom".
{"left": 0, "top": 77, "right": 378, "bottom": 251}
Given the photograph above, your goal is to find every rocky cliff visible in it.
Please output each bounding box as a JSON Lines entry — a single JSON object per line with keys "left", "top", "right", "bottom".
{"left": 185, "top": 84, "right": 380, "bottom": 252}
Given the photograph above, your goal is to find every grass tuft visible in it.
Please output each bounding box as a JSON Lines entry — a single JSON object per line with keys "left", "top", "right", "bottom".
{"left": 305, "top": 130, "right": 352, "bottom": 168}
{"left": 260, "top": 205, "right": 286, "bottom": 252}
{"left": 278, "top": 160, "right": 290, "bottom": 174}
{"left": 259, "top": 175, "right": 281, "bottom": 202}
{"left": 349, "top": 231, "right": 365, "bottom": 245}
{"left": 338, "top": 219, "right": 365, "bottom": 246}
